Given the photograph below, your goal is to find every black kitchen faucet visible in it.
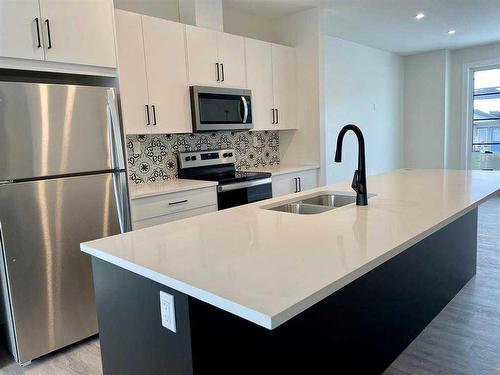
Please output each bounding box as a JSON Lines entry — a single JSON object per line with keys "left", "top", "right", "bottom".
{"left": 334, "top": 124, "right": 368, "bottom": 206}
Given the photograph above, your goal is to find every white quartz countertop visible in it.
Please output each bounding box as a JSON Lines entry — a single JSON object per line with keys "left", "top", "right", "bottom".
{"left": 247, "top": 163, "right": 319, "bottom": 176}
{"left": 82, "top": 169, "right": 500, "bottom": 330}
{"left": 128, "top": 164, "right": 318, "bottom": 199}
{"left": 129, "top": 179, "right": 218, "bottom": 200}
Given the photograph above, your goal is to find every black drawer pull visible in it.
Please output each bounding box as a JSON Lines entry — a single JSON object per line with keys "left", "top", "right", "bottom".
{"left": 168, "top": 199, "right": 188, "bottom": 206}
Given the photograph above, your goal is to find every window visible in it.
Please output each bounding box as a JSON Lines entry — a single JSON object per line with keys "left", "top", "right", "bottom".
{"left": 472, "top": 68, "right": 500, "bottom": 153}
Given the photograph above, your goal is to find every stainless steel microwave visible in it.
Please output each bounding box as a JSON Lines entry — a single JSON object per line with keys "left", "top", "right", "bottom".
{"left": 190, "top": 86, "right": 253, "bottom": 132}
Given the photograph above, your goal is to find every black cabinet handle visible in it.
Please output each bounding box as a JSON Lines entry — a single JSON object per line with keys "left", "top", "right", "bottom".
{"left": 221, "top": 63, "right": 225, "bottom": 82}
{"left": 168, "top": 199, "right": 188, "bottom": 206}
{"left": 272, "top": 108, "right": 275, "bottom": 124}
{"left": 34, "top": 18, "right": 41, "bottom": 48}
{"left": 276, "top": 108, "right": 279, "bottom": 124}
{"left": 294, "top": 177, "right": 298, "bottom": 193}
{"left": 151, "top": 105, "right": 157, "bottom": 125}
{"left": 45, "top": 19, "right": 52, "bottom": 49}
{"left": 298, "top": 177, "right": 302, "bottom": 192}
{"left": 216, "top": 63, "right": 220, "bottom": 81}
{"left": 145, "top": 105, "right": 150, "bottom": 125}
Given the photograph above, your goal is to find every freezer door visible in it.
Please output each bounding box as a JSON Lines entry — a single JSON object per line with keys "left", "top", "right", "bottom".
{"left": 0, "top": 82, "right": 119, "bottom": 181}
{"left": 0, "top": 173, "right": 123, "bottom": 363}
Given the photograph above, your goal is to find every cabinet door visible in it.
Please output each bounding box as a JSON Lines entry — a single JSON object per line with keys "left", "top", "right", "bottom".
{"left": 39, "top": 0, "right": 116, "bottom": 67}
{"left": 186, "top": 25, "right": 219, "bottom": 86}
{"left": 217, "top": 32, "right": 246, "bottom": 88}
{"left": 142, "top": 17, "right": 191, "bottom": 134}
{"left": 245, "top": 38, "right": 274, "bottom": 130}
{"left": 297, "top": 169, "right": 318, "bottom": 191}
{"left": 272, "top": 174, "right": 298, "bottom": 197}
{"left": 272, "top": 44, "right": 297, "bottom": 129}
{"left": 0, "top": 0, "right": 44, "bottom": 60}
{"left": 272, "top": 169, "right": 318, "bottom": 197}
{"left": 114, "top": 10, "right": 150, "bottom": 135}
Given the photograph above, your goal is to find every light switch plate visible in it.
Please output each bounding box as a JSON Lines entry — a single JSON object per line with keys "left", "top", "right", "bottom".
{"left": 160, "top": 291, "right": 176, "bottom": 333}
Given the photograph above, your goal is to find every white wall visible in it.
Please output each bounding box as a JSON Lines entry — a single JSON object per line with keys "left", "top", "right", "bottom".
{"left": 447, "top": 42, "right": 500, "bottom": 169}
{"left": 114, "top": 0, "right": 180, "bottom": 21}
{"left": 323, "top": 36, "right": 403, "bottom": 184}
{"left": 273, "top": 8, "right": 322, "bottom": 173}
{"left": 403, "top": 50, "right": 448, "bottom": 169}
{"left": 179, "top": 0, "right": 223, "bottom": 31}
{"left": 223, "top": 7, "right": 277, "bottom": 43}
{"left": 402, "top": 42, "right": 500, "bottom": 170}
{"left": 114, "top": 0, "right": 277, "bottom": 42}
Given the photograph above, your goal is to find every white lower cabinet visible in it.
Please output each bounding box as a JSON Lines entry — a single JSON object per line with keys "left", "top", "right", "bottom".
{"left": 131, "top": 186, "right": 217, "bottom": 229}
{"left": 272, "top": 169, "right": 318, "bottom": 197}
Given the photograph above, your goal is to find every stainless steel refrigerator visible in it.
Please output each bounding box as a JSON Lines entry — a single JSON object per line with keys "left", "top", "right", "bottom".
{"left": 0, "top": 81, "right": 130, "bottom": 365}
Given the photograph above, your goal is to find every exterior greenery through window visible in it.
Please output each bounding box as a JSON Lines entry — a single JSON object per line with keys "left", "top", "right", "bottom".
{"left": 473, "top": 68, "right": 500, "bottom": 153}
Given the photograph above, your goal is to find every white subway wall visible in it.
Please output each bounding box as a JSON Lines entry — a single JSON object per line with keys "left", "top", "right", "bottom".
{"left": 323, "top": 36, "right": 403, "bottom": 184}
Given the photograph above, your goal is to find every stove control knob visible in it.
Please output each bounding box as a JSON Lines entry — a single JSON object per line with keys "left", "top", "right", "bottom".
{"left": 191, "top": 156, "right": 197, "bottom": 161}
{"left": 184, "top": 156, "right": 190, "bottom": 161}
{"left": 223, "top": 153, "right": 229, "bottom": 158}
{"left": 227, "top": 152, "right": 233, "bottom": 157}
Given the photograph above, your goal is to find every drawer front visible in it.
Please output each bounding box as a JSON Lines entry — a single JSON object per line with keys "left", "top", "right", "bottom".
{"left": 272, "top": 169, "right": 318, "bottom": 197}
{"left": 132, "top": 205, "right": 217, "bottom": 230}
{"left": 131, "top": 186, "right": 217, "bottom": 222}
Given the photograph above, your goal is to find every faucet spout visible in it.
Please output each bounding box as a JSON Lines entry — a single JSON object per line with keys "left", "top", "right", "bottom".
{"left": 334, "top": 124, "right": 368, "bottom": 206}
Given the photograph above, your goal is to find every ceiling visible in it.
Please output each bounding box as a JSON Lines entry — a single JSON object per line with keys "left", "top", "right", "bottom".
{"left": 222, "top": 0, "right": 500, "bottom": 55}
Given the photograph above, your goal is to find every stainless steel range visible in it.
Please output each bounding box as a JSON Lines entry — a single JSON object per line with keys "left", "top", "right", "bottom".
{"left": 178, "top": 149, "right": 272, "bottom": 210}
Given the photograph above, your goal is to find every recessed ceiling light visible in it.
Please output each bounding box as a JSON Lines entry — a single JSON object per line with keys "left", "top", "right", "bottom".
{"left": 415, "top": 13, "right": 425, "bottom": 20}
{"left": 448, "top": 29, "right": 456, "bottom": 35}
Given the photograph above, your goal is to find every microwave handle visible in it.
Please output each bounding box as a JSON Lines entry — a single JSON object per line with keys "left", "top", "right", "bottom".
{"left": 241, "top": 96, "right": 249, "bottom": 124}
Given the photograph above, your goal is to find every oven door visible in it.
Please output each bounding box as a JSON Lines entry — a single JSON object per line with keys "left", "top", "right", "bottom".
{"left": 191, "top": 86, "right": 253, "bottom": 131}
{"left": 217, "top": 178, "right": 272, "bottom": 210}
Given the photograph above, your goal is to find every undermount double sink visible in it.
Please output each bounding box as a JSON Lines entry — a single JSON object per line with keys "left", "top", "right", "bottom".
{"left": 264, "top": 191, "right": 372, "bottom": 215}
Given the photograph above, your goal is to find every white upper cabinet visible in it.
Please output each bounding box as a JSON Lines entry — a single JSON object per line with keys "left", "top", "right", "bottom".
{"left": 142, "top": 16, "right": 191, "bottom": 134}
{"left": 217, "top": 32, "right": 246, "bottom": 88}
{"left": 39, "top": 0, "right": 116, "bottom": 67}
{"left": 272, "top": 44, "right": 297, "bottom": 130}
{"left": 185, "top": 25, "right": 218, "bottom": 86}
{"left": 186, "top": 25, "right": 246, "bottom": 88}
{"left": 0, "top": 0, "right": 116, "bottom": 68}
{"left": 0, "top": 0, "right": 45, "bottom": 61}
{"left": 115, "top": 11, "right": 191, "bottom": 135}
{"left": 245, "top": 39, "right": 297, "bottom": 130}
{"left": 114, "top": 10, "right": 150, "bottom": 135}
{"left": 245, "top": 38, "right": 273, "bottom": 130}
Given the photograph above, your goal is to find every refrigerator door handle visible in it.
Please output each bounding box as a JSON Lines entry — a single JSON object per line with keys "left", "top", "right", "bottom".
{"left": 106, "top": 89, "right": 126, "bottom": 171}
{"left": 113, "top": 172, "right": 131, "bottom": 233}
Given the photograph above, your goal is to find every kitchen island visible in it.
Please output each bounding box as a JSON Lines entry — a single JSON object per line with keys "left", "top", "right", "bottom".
{"left": 81, "top": 169, "right": 500, "bottom": 374}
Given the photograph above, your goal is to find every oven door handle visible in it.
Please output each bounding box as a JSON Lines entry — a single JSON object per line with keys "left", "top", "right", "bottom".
{"left": 217, "top": 177, "right": 272, "bottom": 193}
{"left": 241, "top": 96, "right": 249, "bottom": 124}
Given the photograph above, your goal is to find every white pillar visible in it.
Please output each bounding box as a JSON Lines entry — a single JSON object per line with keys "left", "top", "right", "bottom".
{"left": 179, "top": 0, "right": 224, "bottom": 31}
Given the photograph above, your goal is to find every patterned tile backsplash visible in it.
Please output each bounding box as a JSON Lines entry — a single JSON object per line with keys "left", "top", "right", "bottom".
{"left": 126, "top": 131, "right": 280, "bottom": 184}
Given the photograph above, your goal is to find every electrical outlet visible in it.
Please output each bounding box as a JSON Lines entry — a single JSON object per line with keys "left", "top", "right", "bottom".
{"left": 160, "top": 291, "right": 176, "bottom": 333}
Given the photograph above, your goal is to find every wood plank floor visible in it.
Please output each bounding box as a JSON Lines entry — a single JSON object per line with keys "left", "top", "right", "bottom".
{"left": 0, "top": 196, "right": 499, "bottom": 375}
